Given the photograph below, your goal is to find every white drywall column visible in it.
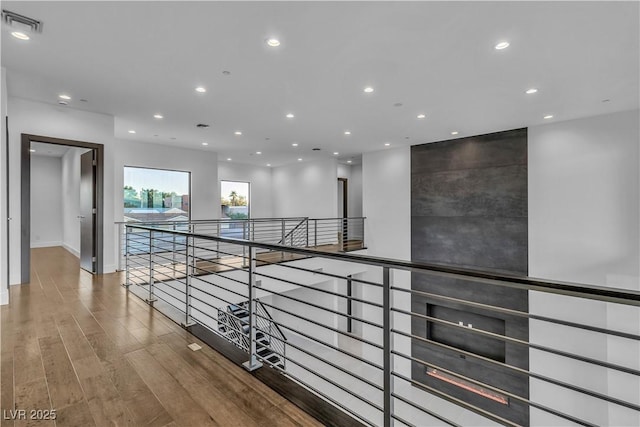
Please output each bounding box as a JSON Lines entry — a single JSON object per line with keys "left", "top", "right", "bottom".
{"left": 361, "top": 146, "right": 412, "bottom": 375}
{"left": 1, "top": 67, "right": 7, "bottom": 304}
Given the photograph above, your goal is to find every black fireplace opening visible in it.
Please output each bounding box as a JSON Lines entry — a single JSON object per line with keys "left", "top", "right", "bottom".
{"left": 426, "top": 303, "right": 506, "bottom": 363}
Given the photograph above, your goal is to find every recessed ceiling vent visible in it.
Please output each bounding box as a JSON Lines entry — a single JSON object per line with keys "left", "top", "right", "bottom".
{"left": 2, "top": 10, "right": 43, "bottom": 33}
{"left": 196, "top": 123, "right": 210, "bottom": 128}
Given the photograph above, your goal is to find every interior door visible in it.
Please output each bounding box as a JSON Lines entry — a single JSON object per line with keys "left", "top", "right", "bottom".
{"left": 80, "top": 150, "right": 96, "bottom": 273}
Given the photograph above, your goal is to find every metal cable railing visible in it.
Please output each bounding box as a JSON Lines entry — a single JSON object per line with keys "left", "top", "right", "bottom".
{"left": 124, "top": 223, "right": 640, "bottom": 427}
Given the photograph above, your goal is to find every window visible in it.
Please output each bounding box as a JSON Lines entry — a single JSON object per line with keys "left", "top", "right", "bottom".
{"left": 123, "top": 166, "right": 190, "bottom": 222}
{"left": 220, "top": 181, "right": 250, "bottom": 219}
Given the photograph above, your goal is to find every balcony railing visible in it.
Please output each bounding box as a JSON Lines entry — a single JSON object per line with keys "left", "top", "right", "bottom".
{"left": 116, "top": 217, "right": 366, "bottom": 270}
{"left": 123, "top": 223, "right": 640, "bottom": 427}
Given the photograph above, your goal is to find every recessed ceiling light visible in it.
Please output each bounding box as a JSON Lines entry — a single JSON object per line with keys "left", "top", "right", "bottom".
{"left": 267, "top": 164, "right": 271, "bottom": 167}
{"left": 11, "top": 31, "right": 30, "bottom": 41}
{"left": 59, "top": 94, "right": 71, "bottom": 100}
{"left": 292, "top": 143, "right": 298, "bottom": 147}
{"left": 363, "top": 87, "right": 374, "bottom": 93}
{"left": 347, "top": 160, "right": 353, "bottom": 164}
{"left": 227, "top": 158, "right": 232, "bottom": 161}
{"left": 451, "top": 131, "right": 459, "bottom": 135}
{"left": 234, "top": 131, "right": 242, "bottom": 135}
{"left": 154, "top": 114, "right": 163, "bottom": 119}
{"left": 495, "top": 41, "right": 510, "bottom": 50}
{"left": 384, "top": 143, "right": 391, "bottom": 146}
{"left": 256, "top": 151, "right": 262, "bottom": 155}
{"left": 298, "top": 158, "right": 302, "bottom": 161}
{"left": 543, "top": 115, "right": 554, "bottom": 119}
{"left": 29, "top": 149, "right": 36, "bottom": 153}
{"left": 344, "top": 131, "right": 351, "bottom": 135}
{"left": 202, "top": 142, "right": 209, "bottom": 146}
{"left": 417, "top": 114, "right": 426, "bottom": 119}
{"left": 266, "top": 38, "right": 281, "bottom": 47}
{"left": 525, "top": 88, "right": 538, "bottom": 94}
{"left": 195, "top": 86, "right": 207, "bottom": 93}
{"left": 333, "top": 152, "right": 339, "bottom": 155}
{"left": 128, "top": 130, "right": 136, "bottom": 134}
{"left": 286, "top": 113, "right": 295, "bottom": 119}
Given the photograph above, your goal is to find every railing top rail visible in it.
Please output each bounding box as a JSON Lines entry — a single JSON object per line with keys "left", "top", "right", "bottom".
{"left": 115, "top": 217, "right": 310, "bottom": 225}
{"left": 125, "top": 223, "right": 640, "bottom": 306}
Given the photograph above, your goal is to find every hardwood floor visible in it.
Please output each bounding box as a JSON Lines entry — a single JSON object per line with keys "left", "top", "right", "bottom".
{"left": 1, "top": 247, "right": 323, "bottom": 427}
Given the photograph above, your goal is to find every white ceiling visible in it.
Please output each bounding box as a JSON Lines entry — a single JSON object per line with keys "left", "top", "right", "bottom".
{"left": 29, "top": 141, "right": 69, "bottom": 158}
{"left": 2, "top": 1, "right": 638, "bottom": 167}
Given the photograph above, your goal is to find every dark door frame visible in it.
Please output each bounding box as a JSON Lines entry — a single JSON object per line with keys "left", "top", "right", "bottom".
{"left": 20, "top": 134, "right": 104, "bottom": 283}
{"left": 338, "top": 178, "right": 348, "bottom": 218}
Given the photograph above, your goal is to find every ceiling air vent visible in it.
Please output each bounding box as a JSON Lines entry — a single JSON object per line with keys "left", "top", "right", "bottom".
{"left": 2, "top": 10, "right": 43, "bottom": 33}
{"left": 196, "top": 123, "right": 210, "bottom": 128}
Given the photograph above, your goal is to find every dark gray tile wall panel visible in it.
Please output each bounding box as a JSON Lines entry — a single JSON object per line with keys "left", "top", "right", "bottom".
{"left": 411, "top": 128, "right": 527, "bottom": 174}
{"left": 412, "top": 216, "right": 528, "bottom": 273}
{"left": 411, "top": 165, "right": 528, "bottom": 217}
{"left": 410, "top": 128, "right": 529, "bottom": 426}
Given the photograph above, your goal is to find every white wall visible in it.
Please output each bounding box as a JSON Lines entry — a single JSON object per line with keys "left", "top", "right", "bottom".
{"left": 362, "top": 147, "right": 411, "bottom": 260}
{"left": 337, "top": 163, "right": 363, "bottom": 218}
{"left": 61, "top": 148, "right": 85, "bottom": 256}
{"left": 30, "top": 156, "right": 63, "bottom": 248}
{"left": 360, "top": 147, "right": 413, "bottom": 377}
{"left": 8, "top": 97, "right": 219, "bottom": 282}
{"left": 349, "top": 164, "right": 363, "bottom": 218}
{"left": 528, "top": 110, "right": 640, "bottom": 426}
{"left": 218, "top": 162, "right": 273, "bottom": 218}
{"left": 1, "top": 67, "right": 7, "bottom": 304}
{"left": 272, "top": 158, "right": 337, "bottom": 218}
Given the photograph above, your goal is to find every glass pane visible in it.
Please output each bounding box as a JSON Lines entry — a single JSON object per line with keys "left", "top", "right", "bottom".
{"left": 123, "top": 166, "right": 190, "bottom": 222}
{"left": 220, "top": 181, "right": 249, "bottom": 219}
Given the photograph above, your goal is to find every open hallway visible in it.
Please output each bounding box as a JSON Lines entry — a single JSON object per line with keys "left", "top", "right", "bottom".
{"left": 0, "top": 247, "right": 322, "bottom": 427}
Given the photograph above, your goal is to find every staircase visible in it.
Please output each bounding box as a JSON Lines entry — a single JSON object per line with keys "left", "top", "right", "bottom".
{"left": 217, "top": 300, "right": 286, "bottom": 370}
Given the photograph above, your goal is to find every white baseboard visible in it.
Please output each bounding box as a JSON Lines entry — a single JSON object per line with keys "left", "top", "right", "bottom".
{"left": 62, "top": 243, "right": 80, "bottom": 258}
{"left": 103, "top": 264, "right": 117, "bottom": 274}
{"left": 1, "top": 289, "right": 8, "bottom": 305}
{"left": 30, "top": 241, "right": 63, "bottom": 249}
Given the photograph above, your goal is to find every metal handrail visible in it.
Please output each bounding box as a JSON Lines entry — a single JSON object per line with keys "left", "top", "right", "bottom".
{"left": 126, "top": 224, "right": 640, "bottom": 305}
{"left": 124, "top": 222, "right": 639, "bottom": 427}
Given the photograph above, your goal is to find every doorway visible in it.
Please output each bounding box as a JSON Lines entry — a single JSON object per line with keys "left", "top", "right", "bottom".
{"left": 20, "top": 134, "right": 104, "bottom": 283}
{"left": 337, "top": 178, "right": 348, "bottom": 248}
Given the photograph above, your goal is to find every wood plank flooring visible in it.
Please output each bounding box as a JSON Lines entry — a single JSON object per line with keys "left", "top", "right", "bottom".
{"left": 0, "top": 247, "right": 323, "bottom": 427}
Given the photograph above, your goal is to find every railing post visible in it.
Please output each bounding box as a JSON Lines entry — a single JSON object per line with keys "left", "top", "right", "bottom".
{"left": 182, "top": 235, "right": 195, "bottom": 328}
{"left": 242, "top": 221, "right": 248, "bottom": 267}
{"left": 123, "top": 225, "right": 130, "bottom": 288}
{"left": 314, "top": 219, "right": 318, "bottom": 247}
{"left": 146, "top": 230, "right": 157, "bottom": 304}
{"left": 383, "top": 266, "right": 393, "bottom": 427}
{"left": 281, "top": 218, "right": 285, "bottom": 243}
{"left": 305, "top": 218, "right": 309, "bottom": 247}
{"left": 172, "top": 223, "right": 176, "bottom": 278}
{"left": 216, "top": 220, "right": 220, "bottom": 259}
{"left": 243, "top": 245, "right": 263, "bottom": 372}
{"left": 118, "top": 223, "right": 123, "bottom": 271}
